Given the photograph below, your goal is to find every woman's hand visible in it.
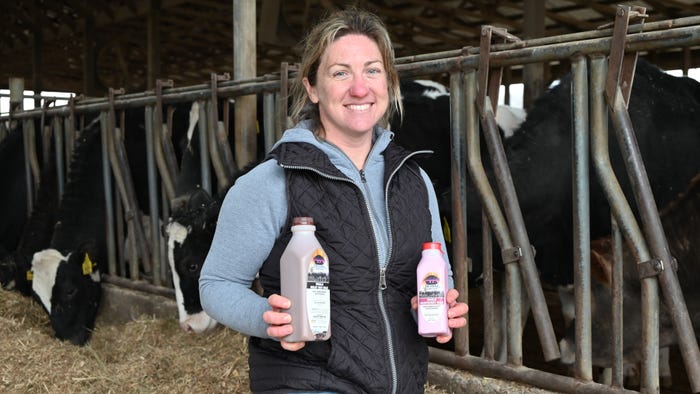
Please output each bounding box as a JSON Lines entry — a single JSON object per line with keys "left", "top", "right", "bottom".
{"left": 262, "top": 294, "right": 306, "bottom": 351}
{"left": 411, "top": 288, "right": 469, "bottom": 344}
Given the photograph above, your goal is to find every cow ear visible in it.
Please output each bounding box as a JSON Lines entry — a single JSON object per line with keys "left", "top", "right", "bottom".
{"left": 188, "top": 187, "right": 213, "bottom": 209}
{"left": 590, "top": 239, "right": 613, "bottom": 287}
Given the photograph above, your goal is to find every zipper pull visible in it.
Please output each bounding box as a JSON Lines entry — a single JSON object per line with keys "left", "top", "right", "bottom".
{"left": 360, "top": 169, "right": 367, "bottom": 183}
{"left": 379, "top": 267, "right": 387, "bottom": 290}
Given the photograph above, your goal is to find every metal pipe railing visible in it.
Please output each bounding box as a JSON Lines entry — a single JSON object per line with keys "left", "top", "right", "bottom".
{"left": 571, "top": 53, "right": 592, "bottom": 382}
{"left": 448, "top": 71, "right": 469, "bottom": 357}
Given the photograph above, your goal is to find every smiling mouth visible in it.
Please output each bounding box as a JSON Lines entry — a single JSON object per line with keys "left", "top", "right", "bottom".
{"left": 347, "top": 104, "right": 371, "bottom": 111}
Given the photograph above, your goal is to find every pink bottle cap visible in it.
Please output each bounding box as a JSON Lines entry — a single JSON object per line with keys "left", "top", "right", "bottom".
{"left": 422, "top": 242, "right": 442, "bottom": 252}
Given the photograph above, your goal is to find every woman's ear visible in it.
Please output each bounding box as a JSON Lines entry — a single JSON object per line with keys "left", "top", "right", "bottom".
{"left": 303, "top": 77, "right": 319, "bottom": 104}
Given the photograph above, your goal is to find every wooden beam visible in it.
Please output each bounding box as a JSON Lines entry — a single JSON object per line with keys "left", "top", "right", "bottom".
{"left": 147, "top": 0, "right": 161, "bottom": 90}
{"left": 523, "top": 0, "right": 545, "bottom": 110}
{"left": 82, "top": 9, "right": 98, "bottom": 96}
{"left": 233, "top": 0, "right": 257, "bottom": 167}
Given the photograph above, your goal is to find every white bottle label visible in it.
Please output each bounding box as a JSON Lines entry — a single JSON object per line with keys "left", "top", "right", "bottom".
{"left": 418, "top": 271, "right": 446, "bottom": 323}
{"left": 306, "top": 248, "right": 330, "bottom": 339}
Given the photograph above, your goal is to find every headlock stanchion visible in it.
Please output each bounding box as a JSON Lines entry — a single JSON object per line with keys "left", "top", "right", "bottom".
{"left": 105, "top": 87, "right": 152, "bottom": 279}
{"left": 476, "top": 25, "right": 560, "bottom": 364}
{"left": 603, "top": 5, "right": 700, "bottom": 393}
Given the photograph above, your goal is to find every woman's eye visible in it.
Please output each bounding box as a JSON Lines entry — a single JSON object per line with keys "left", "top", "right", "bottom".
{"left": 332, "top": 70, "right": 348, "bottom": 78}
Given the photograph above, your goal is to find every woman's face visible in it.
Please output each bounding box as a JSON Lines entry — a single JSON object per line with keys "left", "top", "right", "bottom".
{"left": 303, "top": 34, "right": 389, "bottom": 139}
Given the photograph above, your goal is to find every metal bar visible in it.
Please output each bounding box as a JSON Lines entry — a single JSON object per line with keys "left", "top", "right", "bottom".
{"left": 609, "top": 90, "right": 700, "bottom": 393}
{"left": 481, "top": 210, "right": 494, "bottom": 360}
{"left": 163, "top": 105, "right": 180, "bottom": 184}
{"left": 52, "top": 116, "right": 65, "bottom": 199}
{"left": 429, "top": 348, "right": 638, "bottom": 394}
{"left": 205, "top": 99, "right": 231, "bottom": 195}
{"left": 263, "top": 91, "right": 276, "bottom": 155}
{"left": 478, "top": 36, "right": 528, "bottom": 365}
{"left": 571, "top": 53, "right": 592, "bottom": 382}
{"left": 99, "top": 112, "right": 117, "bottom": 276}
{"left": 5, "top": 19, "right": 699, "bottom": 123}
{"left": 106, "top": 90, "right": 151, "bottom": 278}
{"left": 395, "top": 24, "right": 700, "bottom": 79}
{"left": 103, "top": 274, "right": 174, "bottom": 299}
{"left": 465, "top": 66, "right": 519, "bottom": 362}
{"left": 153, "top": 81, "right": 176, "bottom": 201}
{"left": 449, "top": 71, "right": 468, "bottom": 357}
{"left": 22, "top": 119, "right": 35, "bottom": 217}
{"left": 210, "top": 73, "right": 236, "bottom": 178}
{"left": 476, "top": 27, "right": 558, "bottom": 362}
{"left": 144, "top": 105, "right": 162, "bottom": 286}
{"left": 394, "top": 15, "right": 700, "bottom": 65}
{"left": 481, "top": 96, "right": 559, "bottom": 362}
{"left": 196, "top": 101, "right": 212, "bottom": 196}
{"left": 589, "top": 55, "right": 627, "bottom": 389}
{"left": 611, "top": 218, "right": 624, "bottom": 389}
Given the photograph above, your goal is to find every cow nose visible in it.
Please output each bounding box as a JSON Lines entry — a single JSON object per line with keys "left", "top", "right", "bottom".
{"left": 180, "top": 321, "right": 195, "bottom": 333}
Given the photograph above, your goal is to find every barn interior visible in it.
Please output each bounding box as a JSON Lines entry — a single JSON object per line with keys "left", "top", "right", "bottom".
{"left": 2, "top": 0, "right": 700, "bottom": 105}
{"left": 2, "top": 2, "right": 700, "bottom": 394}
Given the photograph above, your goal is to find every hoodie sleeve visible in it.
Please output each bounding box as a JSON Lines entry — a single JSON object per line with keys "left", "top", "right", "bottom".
{"left": 199, "top": 159, "right": 287, "bottom": 338}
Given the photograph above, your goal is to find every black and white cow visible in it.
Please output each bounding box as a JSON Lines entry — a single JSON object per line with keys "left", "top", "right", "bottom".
{"left": 0, "top": 127, "right": 30, "bottom": 288}
{"left": 558, "top": 170, "right": 700, "bottom": 385}
{"left": 474, "top": 58, "right": 700, "bottom": 288}
{"left": 166, "top": 187, "right": 221, "bottom": 333}
{"left": 30, "top": 117, "right": 106, "bottom": 346}
{"left": 11, "top": 155, "right": 59, "bottom": 296}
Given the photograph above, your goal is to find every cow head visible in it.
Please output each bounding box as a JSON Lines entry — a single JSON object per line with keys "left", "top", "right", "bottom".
{"left": 0, "top": 248, "right": 16, "bottom": 289}
{"left": 166, "top": 188, "right": 220, "bottom": 334}
{"left": 31, "top": 245, "right": 101, "bottom": 346}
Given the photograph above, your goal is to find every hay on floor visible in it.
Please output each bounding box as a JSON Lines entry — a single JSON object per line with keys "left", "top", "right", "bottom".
{"left": 0, "top": 287, "right": 248, "bottom": 393}
{"left": 0, "top": 287, "right": 447, "bottom": 393}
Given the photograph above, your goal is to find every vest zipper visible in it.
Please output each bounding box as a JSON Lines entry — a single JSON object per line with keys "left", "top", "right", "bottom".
{"left": 281, "top": 148, "right": 430, "bottom": 394}
{"left": 381, "top": 149, "right": 430, "bottom": 394}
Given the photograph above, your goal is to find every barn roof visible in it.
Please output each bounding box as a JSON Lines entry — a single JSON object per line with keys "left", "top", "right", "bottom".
{"left": 2, "top": 0, "right": 700, "bottom": 95}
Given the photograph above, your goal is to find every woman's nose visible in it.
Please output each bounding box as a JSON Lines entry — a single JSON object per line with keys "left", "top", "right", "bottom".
{"left": 350, "top": 76, "right": 369, "bottom": 97}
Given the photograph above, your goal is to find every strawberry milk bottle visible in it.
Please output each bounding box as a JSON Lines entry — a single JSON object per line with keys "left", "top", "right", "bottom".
{"left": 416, "top": 242, "right": 450, "bottom": 337}
{"left": 280, "top": 216, "right": 331, "bottom": 342}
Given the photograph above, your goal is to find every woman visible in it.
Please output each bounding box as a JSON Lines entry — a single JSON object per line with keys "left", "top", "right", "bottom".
{"left": 199, "top": 8, "right": 468, "bottom": 394}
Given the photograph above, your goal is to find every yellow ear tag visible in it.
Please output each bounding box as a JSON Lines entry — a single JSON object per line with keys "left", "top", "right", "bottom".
{"left": 26, "top": 270, "right": 33, "bottom": 281}
{"left": 82, "top": 253, "right": 93, "bottom": 275}
{"left": 441, "top": 216, "right": 452, "bottom": 244}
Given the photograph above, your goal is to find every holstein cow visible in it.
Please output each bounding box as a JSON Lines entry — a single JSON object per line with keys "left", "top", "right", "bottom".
{"left": 476, "top": 58, "right": 700, "bottom": 289}
{"left": 31, "top": 117, "right": 106, "bottom": 346}
{"left": 166, "top": 188, "right": 221, "bottom": 333}
{"left": 0, "top": 127, "right": 30, "bottom": 286}
{"left": 393, "top": 64, "right": 700, "bottom": 367}
{"left": 558, "top": 171, "right": 700, "bottom": 386}
{"left": 10, "top": 156, "right": 59, "bottom": 296}
{"left": 164, "top": 96, "right": 268, "bottom": 334}
{"left": 392, "top": 79, "right": 525, "bottom": 255}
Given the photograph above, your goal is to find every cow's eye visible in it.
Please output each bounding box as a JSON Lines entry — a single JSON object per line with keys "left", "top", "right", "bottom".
{"left": 187, "top": 263, "right": 200, "bottom": 274}
{"left": 64, "top": 287, "right": 78, "bottom": 300}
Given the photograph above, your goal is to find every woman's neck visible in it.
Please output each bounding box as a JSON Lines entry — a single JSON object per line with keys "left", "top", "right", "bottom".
{"left": 324, "top": 131, "right": 373, "bottom": 170}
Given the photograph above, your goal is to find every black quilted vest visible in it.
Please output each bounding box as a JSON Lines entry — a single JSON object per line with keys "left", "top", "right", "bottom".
{"left": 249, "top": 140, "right": 432, "bottom": 394}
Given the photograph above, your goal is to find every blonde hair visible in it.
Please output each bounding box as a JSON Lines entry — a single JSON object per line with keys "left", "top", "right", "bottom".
{"left": 289, "top": 8, "right": 402, "bottom": 137}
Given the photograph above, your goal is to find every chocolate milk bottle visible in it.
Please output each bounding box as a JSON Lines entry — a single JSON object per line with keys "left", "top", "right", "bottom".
{"left": 416, "top": 241, "right": 450, "bottom": 337}
{"left": 280, "top": 217, "right": 331, "bottom": 342}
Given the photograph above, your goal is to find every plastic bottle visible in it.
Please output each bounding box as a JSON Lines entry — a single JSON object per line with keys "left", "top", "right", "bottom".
{"left": 280, "top": 216, "right": 331, "bottom": 342}
{"left": 416, "top": 241, "right": 450, "bottom": 337}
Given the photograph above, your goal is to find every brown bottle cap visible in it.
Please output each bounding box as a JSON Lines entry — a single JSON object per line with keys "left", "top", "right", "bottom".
{"left": 292, "top": 216, "right": 314, "bottom": 226}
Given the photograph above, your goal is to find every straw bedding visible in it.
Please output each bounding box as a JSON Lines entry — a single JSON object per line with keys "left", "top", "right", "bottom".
{"left": 0, "top": 288, "right": 447, "bottom": 393}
